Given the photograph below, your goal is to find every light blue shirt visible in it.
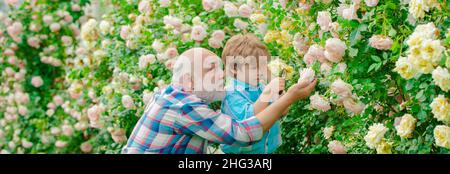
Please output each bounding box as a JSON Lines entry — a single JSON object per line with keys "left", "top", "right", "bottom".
{"left": 220, "top": 78, "right": 282, "bottom": 154}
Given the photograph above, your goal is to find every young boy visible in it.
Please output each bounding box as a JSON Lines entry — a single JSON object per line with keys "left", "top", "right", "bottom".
{"left": 220, "top": 34, "right": 286, "bottom": 154}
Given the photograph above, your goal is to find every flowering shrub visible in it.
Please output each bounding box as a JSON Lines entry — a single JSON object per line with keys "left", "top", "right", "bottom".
{"left": 0, "top": 0, "right": 448, "bottom": 154}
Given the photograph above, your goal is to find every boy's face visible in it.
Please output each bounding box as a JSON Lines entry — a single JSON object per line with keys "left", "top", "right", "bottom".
{"left": 234, "top": 57, "right": 269, "bottom": 87}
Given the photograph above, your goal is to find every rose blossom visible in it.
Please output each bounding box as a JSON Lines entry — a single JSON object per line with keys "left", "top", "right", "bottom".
{"left": 191, "top": 25, "right": 207, "bottom": 41}
{"left": 328, "top": 140, "right": 347, "bottom": 154}
{"left": 208, "top": 38, "right": 222, "bottom": 49}
{"left": 323, "top": 126, "right": 335, "bottom": 140}
{"left": 27, "top": 37, "right": 40, "bottom": 48}
{"left": 122, "top": 95, "right": 135, "bottom": 109}
{"left": 165, "top": 47, "right": 179, "bottom": 59}
{"left": 139, "top": 54, "right": 156, "bottom": 69}
{"left": 5, "top": 0, "right": 19, "bottom": 5}
{"left": 238, "top": 4, "right": 253, "bottom": 18}
{"left": 293, "top": 33, "right": 308, "bottom": 55}
{"left": 317, "top": 11, "right": 332, "bottom": 31}
{"left": 297, "top": 68, "right": 315, "bottom": 86}
{"left": 211, "top": 30, "right": 225, "bottom": 41}
{"left": 55, "top": 140, "right": 68, "bottom": 148}
{"left": 369, "top": 35, "right": 393, "bottom": 50}
{"left": 80, "top": 142, "right": 93, "bottom": 153}
{"left": 138, "top": 0, "right": 152, "bottom": 14}
{"left": 224, "top": 1, "right": 238, "bottom": 17}
{"left": 324, "top": 38, "right": 347, "bottom": 63}
{"left": 342, "top": 5, "right": 358, "bottom": 20}
{"left": 120, "top": 25, "right": 131, "bottom": 40}
{"left": 233, "top": 19, "right": 248, "bottom": 30}
{"left": 31, "top": 76, "right": 44, "bottom": 88}
{"left": 310, "top": 93, "right": 331, "bottom": 112}
{"left": 202, "top": 0, "right": 223, "bottom": 11}
{"left": 7, "top": 21, "right": 23, "bottom": 37}
{"left": 303, "top": 44, "right": 326, "bottom": 65}
{"left": 50, "top": 23, "right": 61, "bottom": 32}
{"left": 343, "top": 97, "right": 366, "bottom": 114}
{"left": 111, "top": 128, "right": 127, "bottom": 143}
{"left": 331, "top": 79, "right": 353, "bottom": 97}
{"left": 365, "top": 0, "right": 379, "bottom": 7}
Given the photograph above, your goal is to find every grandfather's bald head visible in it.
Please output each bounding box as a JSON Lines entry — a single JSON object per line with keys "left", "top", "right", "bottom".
{"left": 171, "top": 47, "right": 224, "bottom": 92}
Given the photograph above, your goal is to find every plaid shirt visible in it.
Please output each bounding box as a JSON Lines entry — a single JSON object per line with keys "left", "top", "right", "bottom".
{"left": 121, "top": 85, "right": 264, "bottom": 154}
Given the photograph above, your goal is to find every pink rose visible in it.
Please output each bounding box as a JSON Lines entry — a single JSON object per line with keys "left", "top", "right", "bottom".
{"left": 7, "top": 22, "right": 23, "bottom": 37}
{"left": 31, "top": 76, "right": 44, "bottom": 88}
{"left": 80, "top": 142, "right": 93, "bottom": 153}
{"left": 139, "top": 0, "right": 152, "bottom": 14}
{"left": 324, "top": 38, "right": 346, "bottom": 63}
{"left": 5, "top": 0, "right": 19, "bottom": 6}
{"left": 238, "top": 4, "right": 253, "bottom": 18}
{"left": 212, "top": 30, "right": 225, "bottom": 41}
{"left": 55, "top": 140, "right": 68, "bottom": 148}
{"left": 4, "top": 67, "right": 15, "bottom": 77}
{"left": 122, "top": 95, "right": 135, "bottom": 109}
{"left": 317, "top": 11, "right": 332, "bottom": 31}
{"left": 53, "top": 95, "right": 64, "bottom": 106}
{"left": 293, "top": 33, "right": 308, "bottom": 55}
{"left": 369, "top": 35, "right": 393, "bottom": 50}
{"left": 233, "top": 19, "right": 248, "bottom": 30}
{"left": 120, "top": 25, "right": 131, "bottom": 40}
{"left": 297, "top": 68, "right": 315, "bottom": 86}
{"left": 43, "top": 15, "right": 53, "bottom": 25}
{"left": 343, "top": 97, "right": 366, "bottom": 114}
{"left": 224, "top": 1, "right": 238, "bottom": 17}
{"left": 331, "top": 79, "right": 353, "bottom": 97}
{"left": 208, "top": 38, "right": 222, "bottom": 49}
{"left": 342, "top": 5, "right": 358, "bottom": 20}
{"left": 18, "top": 106, "right": 28, "bottom": 116}
{"left": 304, "top": 44, "right": 326, "bottom": 65}
{"left": 4, "top": 49, "right": 15, "bottom": 56}
{"left": 71, "top": 4, "right": 81, "bottom": 11}
{"left": 191, "top": 25, "right": 207, "bottom": 41}
{"left": 64, "top": 14, "right": 73, "bottom": 22}
{"left": 61, "top": 36, "right": 73, "bottom": 46}
{"left": 165, "top": 47, "right": 179, "bottom": 59}
{"left": 310, "top": 93, "right": 331, "bottom": 112}
{"left": 320, "top": 62, "right": 333, "bottom": 75}
{"left": 163, "top": 16, "right": 183, "bottom": 30}
{"left": 50, "top": 23, "right": 61, "bottom": 32}
{"left": 202, "top": 0, "right": 223, "bottom": 12}
{"left": 328, "top": 140, "right": 347, "bottom": 154}
{"left": 365, "top": 0, "right": 379, "bottom": 7}
{"left": 159, "top": 0, "right": 170, "bottom": 7}
{"left": 111, "top": 129, "right": 127, "bottom": 143}
{"left": 139, "top": 54, "right": 156, "bottom": 69}
{"left": 62, "top": 124, "right": 73, "bottom": 136}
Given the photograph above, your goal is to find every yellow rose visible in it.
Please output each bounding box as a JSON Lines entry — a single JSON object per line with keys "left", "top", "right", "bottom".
{"left": 434, "top": 125, "right": 450, "bottom": 149}
{"left": 250, "top": 13, "right": 266, "bottom": 24}
{"left": 411, "top": 56, "right": 435, "bottom": 74}
{"left": 81, "top": 19, "right": 99, "bottom": 42}
{"left": 276, "top": 30, "right": 292, "bottom": 48}
{"left": 394, "top": 56, "right": 419, "bottom": 79}
{"left": 268, "top": 59, "right": 294, "bottom": 79}
{"left": 376, "top": 140, "right": 393, "bottom": 154}
{"left": 280, "top": 18, "right": 293, "bottom": 30}
{"left": 421, "top": 39, "right": 444, "bottom": 65}
{"left": 395, "top": 114, "right": 417, "bottom": 138}
{"left": 364, "top": 123, "right": 388, "bottom": 149}
{"left": 430, "top": 95, "right": 450, "bottom": 123}
{"left": 264, "top": 30, "right": 280, "bottom": 43}
{"left": 432, "top": 67, "right": 450, "bottom": 92}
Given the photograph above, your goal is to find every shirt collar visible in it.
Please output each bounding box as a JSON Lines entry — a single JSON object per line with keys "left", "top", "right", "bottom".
{"left": 230, "top": 78, "right": 263, "bottom": 91}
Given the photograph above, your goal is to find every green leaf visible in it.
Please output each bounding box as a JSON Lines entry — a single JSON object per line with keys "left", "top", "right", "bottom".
{"left": 371, "top": 55, "right": 381, "bottom": 62}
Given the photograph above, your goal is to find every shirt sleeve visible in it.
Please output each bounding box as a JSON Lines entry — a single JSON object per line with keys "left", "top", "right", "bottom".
{"left": 176, "top": 101, "right": 264, "bottom": 147}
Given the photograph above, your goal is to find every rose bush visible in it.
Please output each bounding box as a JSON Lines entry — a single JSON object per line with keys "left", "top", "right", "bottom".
{"left": 0, "top": 0, "right": 448, "bottom": 154}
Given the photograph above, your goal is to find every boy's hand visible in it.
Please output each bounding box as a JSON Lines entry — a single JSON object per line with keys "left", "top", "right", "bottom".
{"left": 285, "top": 79, "right": 317, "bottom": 102}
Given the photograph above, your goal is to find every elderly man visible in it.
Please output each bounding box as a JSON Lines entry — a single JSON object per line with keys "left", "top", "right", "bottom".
{"left": 121, "top": 48, "right": 316, "bottom": 154}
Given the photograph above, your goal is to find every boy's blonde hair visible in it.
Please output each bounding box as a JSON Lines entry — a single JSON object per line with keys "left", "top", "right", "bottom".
{"left": 221, "top": 33, "right": 271, "bottom": 77}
